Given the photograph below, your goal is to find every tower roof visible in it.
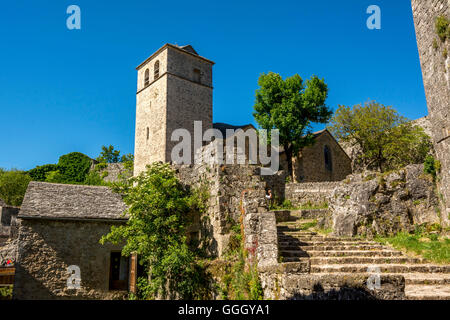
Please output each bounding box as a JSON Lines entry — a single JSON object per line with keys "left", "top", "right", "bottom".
{"left": 136, "top": 43, "right": 215, "bottom": 70}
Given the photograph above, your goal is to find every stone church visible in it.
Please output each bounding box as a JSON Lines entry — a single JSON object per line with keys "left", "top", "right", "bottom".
{"left": 9, "top": 43, "right": 351, "bottom": 299}
{"left": 133, "top": 43, "right": 351, "bottom": 180}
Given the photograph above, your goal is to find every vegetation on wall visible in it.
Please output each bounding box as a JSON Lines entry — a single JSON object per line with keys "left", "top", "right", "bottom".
{"left": 328, "top": 101, "right": 431, "bottom": 172}
{"left": 216, "top": 224, "right": 264, "bottom": 300}
{"left": 0, "top": 169, "right": 31, "bottom": 206}
{"left": 100, "top": 162, "right": 209, "bottom": 299}
{"left": 253, "top": 72, "right": 332, "bottom": 178}
{"left": 424, "top": 155, "right": 441, "bottom": 182}
{"left": 435, "top": 15, "right": 450, "bottom": 43}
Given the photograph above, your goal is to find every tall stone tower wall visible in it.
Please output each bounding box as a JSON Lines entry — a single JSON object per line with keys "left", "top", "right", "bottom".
{"left": 134, "top": 44, "right": 214, "bottom": 175}
{"left": 411, "top": 0, "right": 450, "bottom": 225}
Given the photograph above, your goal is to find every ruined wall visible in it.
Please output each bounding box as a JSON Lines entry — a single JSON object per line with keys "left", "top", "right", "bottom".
{"left": 176, "top": 161, "right": 266, "bottom": 257}
{"left": 284, "top": 181, "right": 341, "bottom": 207}
{"left": 412, "top": 0, "right": 450, "bottom": 226}
{"left": 13, "top": 219, "right": 127, "bottom": 300}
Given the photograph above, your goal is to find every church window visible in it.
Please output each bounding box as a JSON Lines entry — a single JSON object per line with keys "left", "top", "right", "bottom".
{"left": 144, "top": 69, "right": 150, "bottom": 86}
{"left": 324, "top": 145, "right": 332, "bottom": 172}
{"left": 109, "top": 252, "right": 129, "bottom": 291}
{"left": 193, "top": 68, "right": 201, "bottom": 83}
{"left": 154, "top": 60, "right": 160, "bottom": 80}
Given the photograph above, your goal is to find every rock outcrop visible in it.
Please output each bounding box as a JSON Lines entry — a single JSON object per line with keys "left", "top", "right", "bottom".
{"left": 329, "top": 165, "right": 440, "bottom": 237}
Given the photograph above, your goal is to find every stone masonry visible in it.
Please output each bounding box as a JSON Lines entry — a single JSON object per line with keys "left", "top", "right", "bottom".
{"left": 134, "top": 44, "right": 214, "bottom": 175}
{"left": 411, "top": 0, "right": 450, "bottom": 226}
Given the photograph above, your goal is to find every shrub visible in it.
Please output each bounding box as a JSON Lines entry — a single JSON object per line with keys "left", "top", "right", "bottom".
{"left": 27, "top": 164, "right": 58, "bottom": 181}
{"left": 100, "top": 162, "right": 209, "bottom": 299}
{"left": 56, "top": 152, "right": 92, "bottom": 184}
{"left": 435, "top": 15, "right": 450, "bottom": 42}
{"left": 0, "top": 170, "right": 32, "bottom": 206}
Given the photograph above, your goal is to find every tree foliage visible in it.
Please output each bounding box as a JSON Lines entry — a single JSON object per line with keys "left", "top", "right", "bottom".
{"left": 48, "top": 152, "right": 92, "bottom": 184}
{"left": 100, "top": 162, "right": 208, "bottom": 299}
{"left": 328, "top": 101, "right": 432, "bottom": 172}
{"left": 27, "top": 164, "right": 59, "bottom": 182}
{"left": 0, "top": 170, "right": 32, "bottom": 206}
{"left": 96, "top": 145, "right": 121, "bottom": 163}
{"left": 253, "top": 72, "right": 332, "bottom": 177}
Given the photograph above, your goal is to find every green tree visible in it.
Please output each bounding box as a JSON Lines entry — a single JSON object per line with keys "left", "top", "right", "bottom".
{"left": 100, "top": 162, "right": 207, "bottom": 299}
{"left": 328, "top": 101, "right": 432, "bottom": 172}
{"left": 45, "top": 152, "right": 92, "bottom": 184}
{"left": 27, "top": 164, "right": 59, "bottom": 181}
{"left": 0, "top": 170, "right": 32, "bottom": 206}
{"left": 253, "top": 72, "right": 332, "bottom": 178}
{"left": 96, "top": 145, "right": 121, "bottom": 163}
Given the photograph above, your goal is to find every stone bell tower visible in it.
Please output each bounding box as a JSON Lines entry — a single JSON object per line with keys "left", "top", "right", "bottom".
{"left": 134, "top": 44, "right": 214, "bottom": 175}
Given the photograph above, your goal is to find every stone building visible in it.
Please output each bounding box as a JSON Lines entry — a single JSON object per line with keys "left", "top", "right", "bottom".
{"left": 289, "top": 129, "right": 352, "bottom": 183}
{"left": 134, "top": 44, "right": 214, "bottom": 175}
{"left": 411, "top": 0, "right": 450, "bottom": 226}
{"left": 13, "top": 182, "right": 132, "bottom": 300}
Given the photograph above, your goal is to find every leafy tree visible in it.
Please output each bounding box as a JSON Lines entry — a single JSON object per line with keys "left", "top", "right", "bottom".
{"left": 96, "top": 145, "right": 121, "bottom": 164}
{"left": 253, "top": 72, "right": 332, "bottom": 178}
{"left": 45, "top": 152, "right": 92, "bottom": 184}
{"left": 0, "top": 170, "right": 32, "bottom": 206}
{"left": 121, "top": 153, "right": 134, "bottom": 163}
{"left": 27, "top": 164, "right": 59, "bottom": 181}
{"left": 328, "top": 101, "right": 432, "bottom": 172}
{"left": 100, "top": 162, "right": 208, "bottom": 299}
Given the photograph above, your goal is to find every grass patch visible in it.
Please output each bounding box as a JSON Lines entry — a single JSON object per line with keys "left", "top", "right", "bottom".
{"left": 0, "top": 286, "right": 13, "bottom": 300}
{"left": 298, "top": 220, "right": 318, "bottom": 231}
{"left": 375, "top": 228, "right": 449, "bottom": 264}
{"left": 270, "top": 200, "right": 328, "bottom": 211}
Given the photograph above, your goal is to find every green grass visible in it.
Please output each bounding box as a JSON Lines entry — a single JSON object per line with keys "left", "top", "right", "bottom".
{"left": 270, "top": 200, "right": 328, "bottom": 211}
{"left": 0, "top": 286, "right": 13, "bottom": 300}
{"left": 298, "top": 221, "right": 318, "bottom": 230}
{"left": 375, "top": 230, "right": 450, "bottom": 264}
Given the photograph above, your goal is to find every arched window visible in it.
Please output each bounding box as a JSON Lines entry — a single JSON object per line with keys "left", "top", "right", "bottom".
{"left": 324, "top": 145, "right": 332, "bottom": 172}
{"left": 154, "top": 60, "right": 160, "bottom": 80}
{"left": 144, "top": 69, "right": 150, "bottom": 86}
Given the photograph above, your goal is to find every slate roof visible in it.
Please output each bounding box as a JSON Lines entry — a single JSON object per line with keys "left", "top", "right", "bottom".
{"left": 19, "top": 182, "right": 128, "bottom": 221}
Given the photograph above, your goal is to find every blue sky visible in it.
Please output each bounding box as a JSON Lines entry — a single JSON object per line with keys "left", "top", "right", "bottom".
{"left": 0, "top": 0, "right": 427, "bottom": 170}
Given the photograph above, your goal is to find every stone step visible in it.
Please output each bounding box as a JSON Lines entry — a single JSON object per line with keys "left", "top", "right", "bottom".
{"left": 304, "top": 272, "right": 450, "bottom": 285}
{"left": 405, "top": 285, "right": 450, "bottom": 300}
{"left": 278, "top": 244, "right": 387, "bottom": 251}
{"left": 309, "top": 256, "right": 424, "bottom": 265}
{"left": 311, "top": 264, "right": 450, "bottom": 274}
{"left": 278, "top": 235, "right": 371, "bottom": 242}
{"left": 279, "top": 249, "right": 404, "bottom": 258}
{"left": 277, "top": 239, "right": 381, "bottom": 246}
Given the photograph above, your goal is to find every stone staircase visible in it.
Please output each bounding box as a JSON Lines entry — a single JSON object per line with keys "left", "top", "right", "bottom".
{"left": 276, "top": 213, "right": 450, "bottom": 300}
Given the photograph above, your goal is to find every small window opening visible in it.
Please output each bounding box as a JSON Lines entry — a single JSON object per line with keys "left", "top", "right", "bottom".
{"left": 154, "top": 60, "right": 160, "bottom": 80}
{"left": 144, "top": 69, "right": 150, "bottom": 86}
{"left": 193, "top": 68, "right": 201, "bottom": 83}
{"left": 324, "top": 145, "right": 332, "bottom": 172}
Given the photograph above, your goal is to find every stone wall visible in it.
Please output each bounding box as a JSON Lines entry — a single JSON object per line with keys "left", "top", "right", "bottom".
{"left": 0, "top": 206, "right": 19, "bottom": 246}
{"left": 13, "top": 219, "right": 127, "bottom": 300}
{"left": 176, "top": 162, "right": 266, "bottom": 257}
{"left": 100, "top": 163, "right": 132, "bottom": 183}
{"left": 411, "top": 0, "right": 450, "bottom": 226}
{"left": 284, "top": 181, "right": 341, "bottom": 207}
{"left": 294, "top": 131, "right": 352, "bottom": 183}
